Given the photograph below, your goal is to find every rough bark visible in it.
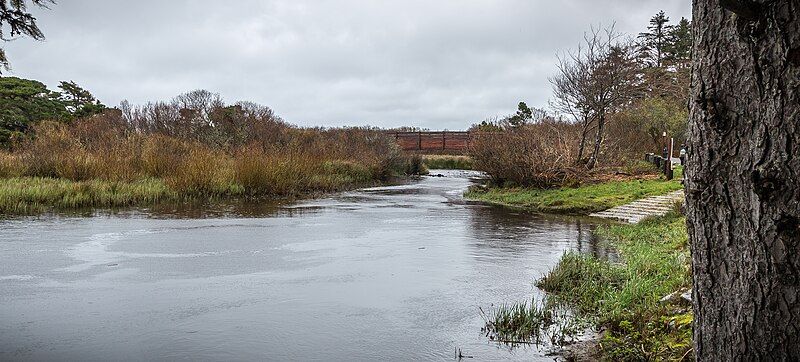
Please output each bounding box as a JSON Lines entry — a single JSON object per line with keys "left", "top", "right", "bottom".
{"left": 687, "top": 0, "right": 800, "bottom": 360}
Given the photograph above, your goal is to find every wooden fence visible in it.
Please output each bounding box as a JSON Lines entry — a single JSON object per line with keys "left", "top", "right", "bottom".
{"left": 386, "top": 131, "right": 471, "bottom": 152}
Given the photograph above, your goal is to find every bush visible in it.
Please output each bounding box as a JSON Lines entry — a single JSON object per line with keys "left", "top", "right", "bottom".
{"left": 469, "top": 120, "right": 585, "bottom": 187}
{"left": 0, "top": 152, "right": 23, "bottom": 178}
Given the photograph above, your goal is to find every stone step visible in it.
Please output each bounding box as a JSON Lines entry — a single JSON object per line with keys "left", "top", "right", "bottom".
{"left": 590, "top": 190, "right": 684, "bottom": 224}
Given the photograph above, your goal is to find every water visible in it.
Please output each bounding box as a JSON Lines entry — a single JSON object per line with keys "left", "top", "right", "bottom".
{"left": 0, "top": 170, "right": 606, "bottom": 361}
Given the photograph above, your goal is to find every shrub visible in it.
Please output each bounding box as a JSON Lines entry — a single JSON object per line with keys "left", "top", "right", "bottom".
{"left": 0, "top": 152, "right": 23, "bottom": 178}
{"left": 469, "top": 120, "right": 585, "bottom": 187}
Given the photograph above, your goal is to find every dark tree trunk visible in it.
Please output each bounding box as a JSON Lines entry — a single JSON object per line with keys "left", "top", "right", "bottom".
{"left": 687, "top": 0, "right": 800, "bottom": 360}
{"left": 586, "top": 115, "right": 605, "bottom": 169}
{"left": 577, "top": 117, "right": 590, "bottom": 162}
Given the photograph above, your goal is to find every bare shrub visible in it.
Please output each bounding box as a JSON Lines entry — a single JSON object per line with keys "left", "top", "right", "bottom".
{"left": 470, "top": 120, "right": 586, "bottom": 188}
{"left": 0, "top": 151, "right": 23, "bottom": 178}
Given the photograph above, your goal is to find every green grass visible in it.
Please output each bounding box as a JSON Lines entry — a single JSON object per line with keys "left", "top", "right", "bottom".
{"left": 465, "top": 177, "right": 683, "bottom": 215}
{"left": 486, "top": 212, "right": 691, "bottom": 359}
{"left": 422, "top": 155, "right": 473, "bottom": 170}
{"left": 0, "top": 177, "right": 179, "bottom": 214}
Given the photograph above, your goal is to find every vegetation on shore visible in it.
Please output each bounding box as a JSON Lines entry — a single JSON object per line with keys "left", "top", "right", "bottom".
{"left": 0, "top": 89, "right": 425, "bottom": 215}
{"left": 421, "top": 154, "right": 473, "bottom": 170}
{"left": 465, "top": 175, "right": 682, "bottom": 215}
{"left": 486, "top": 211, "right": 692, "bottom": 360}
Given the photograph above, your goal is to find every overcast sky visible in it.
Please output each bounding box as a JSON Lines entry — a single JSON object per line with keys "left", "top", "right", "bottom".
{"left": 5, "top": 0, "right": 690, "bottom": 129}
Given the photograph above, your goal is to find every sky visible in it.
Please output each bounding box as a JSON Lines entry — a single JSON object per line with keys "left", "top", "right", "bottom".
{"left": 4, "top": 0, "right": 691, "bottom": 129}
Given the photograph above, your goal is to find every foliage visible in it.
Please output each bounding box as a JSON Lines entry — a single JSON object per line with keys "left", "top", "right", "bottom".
{"left": 0, "top": 77, "right": 106, "bottom": 146}
{"left": 0, "top": 177, "right": 175, "bottom": 214}
{"left": 469, "top": 119, "right": 584, "bottom": 188}
{"left": 0, "top": 0, "right": 52, "bottom": 71}
{"left": 465, "top": 177, "right": 682, "bottom": 215}
{"left": 537, "top": 213, "right": 693, "bottom": 360}
{"left": 0, "top": 88, "right": 426, "bottom": 213}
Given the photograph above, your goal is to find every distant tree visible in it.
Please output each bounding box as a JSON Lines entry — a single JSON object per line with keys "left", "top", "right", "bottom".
{"left": 506, "top": 102, "right": 532, "bottom": 127}
{"left": 0, "top": 76, "right": 67, "bottom": 145}
{"left": 0, "top": 0, "right": 53, "bottom": 72}
{"left": 0, "top": 77, "right": 105, "bottom": 146}
{"left": 665, "top": 17, "right": 692, "bottom": 67}
{"left": 638, "top": 11, "right": 672, "bottom": 68}
{"left": 551, "top": 26, "right": 640, "bottom": 169}
{"left": 58, "top": 81, "right": 106, "bottom": 118}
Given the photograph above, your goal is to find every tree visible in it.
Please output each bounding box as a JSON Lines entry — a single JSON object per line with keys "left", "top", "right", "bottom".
{"left": 687, "top": 0, "right": 800, "bottom": 359}
{"left": 0, "top": 0, "right": 53, "bottom": 72}
{"left": 638, "top": 10, "right": 672, "bottom": 68}
{"left": 665, "top": 17, "right": 692, "bottom": 67}
{"left": 551, "top": 26, "right": 640, "bottom": 169}
{"left": 505, "top": 102, "right": 546, "bottom": 128}
{"left": 58, "top": 81, "right": 106, "bottom": 118}
{"left": 0, "top": 76, "right": 67, "bottom": 144}
{"left": 507, "top": 102, "right": 532, "bottom": 127}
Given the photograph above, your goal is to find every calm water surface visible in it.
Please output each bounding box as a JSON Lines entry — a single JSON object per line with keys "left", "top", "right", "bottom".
{"left": 0, "top": 170, "right": 606, "bottom": 361}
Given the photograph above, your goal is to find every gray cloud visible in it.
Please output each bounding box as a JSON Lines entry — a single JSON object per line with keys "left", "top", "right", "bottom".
{"left": 5, "top": 0, "right": 691, "bottom": 129}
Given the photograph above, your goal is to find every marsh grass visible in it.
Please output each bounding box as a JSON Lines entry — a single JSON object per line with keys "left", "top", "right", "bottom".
{"left": 484, "top": 298, "right": 586, "bottom": 348}
{"left": 422, "top": 154, "right": 473, "bottom": 170}
{"left": 0, "top": 177, "right": 175, "bottom": 214}
{"left": 465, "top": 178, "right": 683, "bottom": 215}
{"left": 0, "top": 116, "right": 423, "bottom": 214}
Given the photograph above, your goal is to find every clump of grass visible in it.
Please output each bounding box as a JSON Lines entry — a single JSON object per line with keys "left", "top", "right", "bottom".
{"left": 534, "top": 212, "right": 692, "bottom": 360}
{"left": 422, "top": 154, "right": 473, "bottom": 170}
{"left": 484, "top": 298, "right": 586, "bottom": 347}
{"left": 0, "top": 177, "right": 175, "bottom": 214}
{"left": 465, "top": 178, "right": 683, "bottom": 215}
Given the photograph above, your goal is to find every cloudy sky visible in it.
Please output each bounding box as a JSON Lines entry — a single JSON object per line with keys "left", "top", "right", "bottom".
{"left": 5, "top": 0, "right": 690, "bottom": 129}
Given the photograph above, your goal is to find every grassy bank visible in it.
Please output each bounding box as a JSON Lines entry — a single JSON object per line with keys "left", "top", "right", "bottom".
{"left": 486, "top": 212, "right": 692, "bottom": 360}
{"left": 421, "top": 155, "right": 473, "bottom": 170}
{"left": 465, "top": 177, "right": 682, "bottom": 215}
{"left": 0, "top": 112, "right": 429, "bottom": 215}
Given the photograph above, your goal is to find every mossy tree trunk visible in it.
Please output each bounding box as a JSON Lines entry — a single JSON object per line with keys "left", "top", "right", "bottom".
{"left": 687, "top": 0, "right": 800, "bottom": 359}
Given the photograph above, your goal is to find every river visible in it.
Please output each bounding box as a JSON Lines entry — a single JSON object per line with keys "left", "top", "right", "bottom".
{"left": 0, "top": 170, "right": 606, "bottom": 361}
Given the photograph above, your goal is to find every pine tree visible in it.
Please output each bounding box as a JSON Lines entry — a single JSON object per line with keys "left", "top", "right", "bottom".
{"left": 638, "top": 11, "right": 672, "bottom": 68}
{"left": 0, "top": 0, "right": 53, "bottom": 72}
{"left": 665, "top": 17, "right": 692, "bottom": 67}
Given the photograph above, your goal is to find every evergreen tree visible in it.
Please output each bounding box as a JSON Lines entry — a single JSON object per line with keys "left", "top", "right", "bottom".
{"left": 665, "top": 17, "right": 692, "bottom": 67}
{"left": 58, "top": 81, "right": 106, "bottom": 118}
{"left": 0, "top": 0, "right": 53, "bottom": 72}
{"left": 638, "top": 11, "right": 672, "bottom": 68}
{"left": 507, "top": 101, "right": 533, "bottom": 127}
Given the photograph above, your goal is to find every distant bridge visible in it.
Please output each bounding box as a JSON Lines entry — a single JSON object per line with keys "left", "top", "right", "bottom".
{"left": 386, "top": 131, "right": 471, "bottom": 152}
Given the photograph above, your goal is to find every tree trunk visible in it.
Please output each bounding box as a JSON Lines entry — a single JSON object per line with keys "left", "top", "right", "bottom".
{"left": 687, "top": 0, "right": 800, "bottom": 360}
{"left": 586, "top": 115, "right": 605, "bottom": 169}
{"left": 577, "top": 117, "right": 590, "bottom": 162}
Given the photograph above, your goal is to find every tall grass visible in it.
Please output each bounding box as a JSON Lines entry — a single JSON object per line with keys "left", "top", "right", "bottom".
{"left": 0, "top": 177, "right": 175, "bottom": 213}
{"left": 538, "top": 212, "right": 692, "bottom": 360}
{"left": 485, "top": 212, "right": 691, "bottom": 359}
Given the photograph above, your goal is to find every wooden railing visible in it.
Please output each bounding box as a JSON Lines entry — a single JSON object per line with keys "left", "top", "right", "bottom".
{"left": 385, "top": 131, "right": 471, "bottom": 152}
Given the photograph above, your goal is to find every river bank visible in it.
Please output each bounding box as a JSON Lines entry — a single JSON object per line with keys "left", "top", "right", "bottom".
{"left": 471, "top": 174, "right": 692, "bottom": 360}
{"left": 0, "top": 170, "right": 590, "bottom": 361}
{"left": 0, "top": 174, "right": 408, "bottom": 215}
{"left": 465, "top": 176, "right": 682, "bottom": 215}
